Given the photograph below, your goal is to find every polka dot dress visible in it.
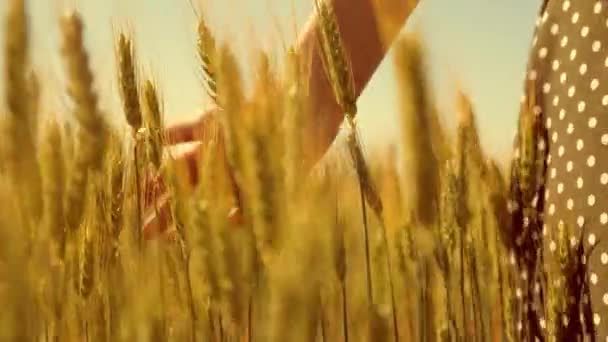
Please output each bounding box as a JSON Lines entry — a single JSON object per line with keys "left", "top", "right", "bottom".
{"left": 509, "top": 0, "right": 608, "bottom": 340}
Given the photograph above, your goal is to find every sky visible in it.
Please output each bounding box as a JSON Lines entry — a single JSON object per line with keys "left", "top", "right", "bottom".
{"left": 0, "top": 0, "right": 541, "bottom": 159}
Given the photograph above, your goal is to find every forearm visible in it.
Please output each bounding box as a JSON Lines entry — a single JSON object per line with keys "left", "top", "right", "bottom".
{"left": 297, "top": 0, "right": 418, "bottom": 169}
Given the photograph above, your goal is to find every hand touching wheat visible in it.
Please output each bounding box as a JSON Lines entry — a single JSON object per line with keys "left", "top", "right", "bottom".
{"left": 142, "top": 0, "right": 418, "bottom": 239}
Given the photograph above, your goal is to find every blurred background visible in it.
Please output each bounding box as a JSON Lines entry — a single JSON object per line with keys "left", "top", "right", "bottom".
{"left": 0, "top": 0, "right": 540, "bottom": 162}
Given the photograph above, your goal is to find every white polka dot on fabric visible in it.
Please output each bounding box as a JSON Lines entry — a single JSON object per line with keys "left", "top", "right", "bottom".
{"left": 577, "top": 139, "right": 584, "bottom": 150}
{"left": 551, "top": 168, "right": 557, "bottom": 178}
{"left": 580, "top": 63, "right": 588, "bottom": 75}
{"left": 539, "top": 47, "right": 548, "bottom": 59}
{"left": 569, "top": 86, "right": 576, "bottom": 97}
{"left": 567, "top": 123, "right": 574, "bottom": 134}
{"left": 549, "top": 203, "right": 556, "bottom": 215}
{"left": 549, "top": 240, "right": 557, "bottom": 252}
{"left": 591, "top": 273, "right": 599, "bottom": 285}
{"left": 570, "top": 49, "right": 577, "bottom": 61}
{"left": 595, "top": 1, "right": 603, "bottom": 14}
{"left": 602, "top": 173, "right": 608, "bottom": 185}
{"left": 590, "top": 233, "right": 597, "bottom": 245}
{"left": 604, "top": 293, "right": 608, "bottom": 305}
{"left": 578, "top": 216, "right": 585, "bottom": 227}
{"left": 560, "top": 109, "right": 566, "bottom": 120}
{"left": 553, "top": 132, "right": 559, "bottom": 142}
{"left": 601, "top": 213, "right": 608, "bottom": 225}
{"left": 561, "top": 71, "right": 568, "bottom": 83}
{"left": 591, "top": 79, "right": 600, "bottom": 91}
{"left": 579, "top": 101, "right": 586, "bottom": 112}
{"left": 558, "top": 145, "right": 565, "bottom": 156}
{"left": 558, "top": 183, "right": 564, "bottom": 193}
{"left": 593, "top": 40, "right": 602, "bottom": 52}
{"left": 581, "top": 26, "right": 590, "bottom": 37}
{"left": 553, "top": 95, "right": 560, "bottom": 106}
{"left": 578, "top": 177, "right": 584, "bottom": 188}
{"left": 594, "top": 313, "right": 601, "bottom": 326}
{"left": 543, "top": 82, "right": 552, "bottom": 93}
{"left": 589, "top": 194, "right": 597, "bottom": 206}
{"left": 546, "top": 117, "right": 552, "bottom": 128}
{"left": 602, "top": 253, "right": 608, "bottom": 265}
{"left": 552, "top": 60, "right": 560, "bottom": 71}
{"left": 603, "top": 95, "right": 608, "bottom": 106}
{"left": 588, "top": 155, "right": 597, "bottom": 167}
{"left": 605, "top": 56, "right": 608, "bottom": 67}
{"left": 589, "top": 117, "right": 598, "bottom": 128}
{"left": 570, "top": 236, "right": 577, "bottom": 247}
{"left": 567, "top": 161, "right": 573, "bottom": 171}
{"left": 538, "top": 139, "right": 546, "bottom": 151}
{"left": 563, "top": 1, "right": 571, "bottom": 11}
{"left": 602, "top": 134, "right": 608, "bottom": 145}
{"left": 529, "top": 69, "right": 538, "bottom": 80}
{"left": 567, "top": 198, "right": 574, "bottom": 210}
{"left": 551, "top": 23, "right": 559, "bottom": 35}
{"left": 572, "top": 12, "right": 579, "bottom": 23}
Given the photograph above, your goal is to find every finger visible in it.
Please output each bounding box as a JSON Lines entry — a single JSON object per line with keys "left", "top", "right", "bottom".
{"left": 143, "top": 192, "right": 172, "bottom": 240}
{"left": 170, "top": 145, "right": 202, "bottom": 188}
{"left": 165, "top": 120, "right": 201, "bottom": 145}
{"left": 227, "top": 206, "right": 244, "bottom": 226}
{"left": 143, "top": 168, "right": 166, "bottom": 210}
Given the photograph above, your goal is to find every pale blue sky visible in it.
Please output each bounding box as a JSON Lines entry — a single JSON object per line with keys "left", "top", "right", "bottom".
{"left": 0, "top": 0, "right": 541, "bottom": 158}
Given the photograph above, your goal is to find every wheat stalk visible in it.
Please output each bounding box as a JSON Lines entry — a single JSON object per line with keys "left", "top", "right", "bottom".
{"left": 117, "top": 33, "right": 143, "bottom": 132}
{"left": 60, "top": 11, "right": 106, "bottom": 232}
{"left": 197, "top": 15, "right": 218, "bottom": 104}
{"left": 393, "top": 34, "right": 440, "bottom": 226}
{"left": 314, "top": 0, "right": 377, "bottom": 314}
{"left": 3, "top": 0, "right": 42, "bottom": 224}
{"left": 143, "top": 79, "right": 164, "bottom": 170}
{"left": 116, "top": 32, "right": 144, "bottom": 246}
{"left": 40, "top": 120, "right": 66, "bottom": 257}
{"left": 313, "top": 0, "right": 383, "bottom": 219}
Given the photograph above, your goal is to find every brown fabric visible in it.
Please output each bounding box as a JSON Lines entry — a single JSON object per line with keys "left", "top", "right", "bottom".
{"left": 509, "top": 1, "right": 608, "bottom": 340}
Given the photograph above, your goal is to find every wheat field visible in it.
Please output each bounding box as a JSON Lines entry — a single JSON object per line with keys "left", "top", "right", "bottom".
{"left": 0, "top": 0, "right": 596, "bottom": 341}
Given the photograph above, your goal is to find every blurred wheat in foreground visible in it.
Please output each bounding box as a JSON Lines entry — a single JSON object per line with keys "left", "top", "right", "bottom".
{"left": 0, "top": 1, "right": 595, "bottom": 341}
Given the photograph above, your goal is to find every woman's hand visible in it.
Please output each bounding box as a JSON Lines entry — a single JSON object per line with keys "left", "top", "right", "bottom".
{"left": 142, "top": 107, "right": 242, "bottom": 240}
{"left": 142, "top": 0, "right": 418, "bottom": 239}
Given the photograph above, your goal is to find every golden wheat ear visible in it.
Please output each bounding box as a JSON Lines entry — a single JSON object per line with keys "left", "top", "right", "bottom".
{"left": 4, "top": 0, "right": 43, "bottom": 221}
{"left": 116, "top": 32, "right": 142, "bottom": 133}
{"left": 60, "top": 11, "right": 107, "bottom": 233}
{"left": 197, "top": 15, "right": 219, "bottom": 104}
{"left": 142, "top": 79, "right": 164, "bottom": 170}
